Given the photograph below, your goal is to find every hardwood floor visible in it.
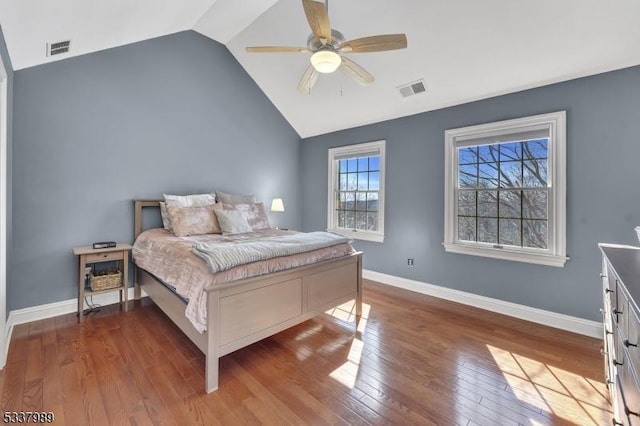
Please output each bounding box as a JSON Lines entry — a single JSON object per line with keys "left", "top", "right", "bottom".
{"left": 1, "top": 280, "right": 610, "bottom": 425}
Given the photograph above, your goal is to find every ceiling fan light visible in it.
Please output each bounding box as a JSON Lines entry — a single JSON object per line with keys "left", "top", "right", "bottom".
{"left": 310, "top": 50, "right": 342, "bottom": 73}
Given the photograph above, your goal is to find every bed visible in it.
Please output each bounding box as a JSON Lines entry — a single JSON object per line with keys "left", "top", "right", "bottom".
{"left": 132, "top": 199, "right": 363, "bottom": 393}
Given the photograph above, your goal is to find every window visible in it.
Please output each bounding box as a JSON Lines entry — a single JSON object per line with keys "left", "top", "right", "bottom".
{"left": 444, "top": 111, "right": 567, "bottom": 267}
{"left": 328, "top": 140, "right": 385, "bottom": 243}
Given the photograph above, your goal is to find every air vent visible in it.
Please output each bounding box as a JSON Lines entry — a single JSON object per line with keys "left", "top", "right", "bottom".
{"left": 46, "top": 40, "right": 71, "bottom": 57}
{"left": 397, "top": 79, "right": 426, "bottom": 98}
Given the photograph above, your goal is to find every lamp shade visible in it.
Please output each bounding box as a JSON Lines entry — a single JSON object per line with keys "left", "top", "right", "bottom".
{"left": 310, "top": 50, "right": 342, "bottom": 74}
{"left": 270, "top": 198, "right": 285, "bottom": 212}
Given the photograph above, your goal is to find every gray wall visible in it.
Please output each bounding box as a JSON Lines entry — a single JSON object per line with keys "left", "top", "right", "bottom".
{"left": 300, "top": 65, "right": 640, "bottom": 322}
{"left": 10, "top": 31, "right": 300, "bottom": 311}
{"left": 0, "top": 25, "right": 13, "bottom": 319}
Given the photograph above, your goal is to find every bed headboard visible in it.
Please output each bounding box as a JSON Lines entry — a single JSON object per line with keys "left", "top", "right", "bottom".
{"left": 134, "top": 199, "right": 161, "bottom": 240}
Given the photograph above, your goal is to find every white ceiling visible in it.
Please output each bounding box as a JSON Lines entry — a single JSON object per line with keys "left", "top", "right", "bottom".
{"left": 2, "top": 0, "right": 640, "bottom": 138}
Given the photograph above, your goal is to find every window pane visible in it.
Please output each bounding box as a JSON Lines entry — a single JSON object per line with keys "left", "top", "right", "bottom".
{"left": 357, "top": 172, "right": 368, "bottom": 190}
{"left": 347, "top": 159, "right": 357, "bottom": 172}
{"left": 478, "top": 190, "right": 497, "bottom": 217}
{"left": 338, "top": 211, "right": 345, "bottom": 227}
{"left": 366, "top": 193, "right": 378, "bottom": 211}
{"left": 523, "top": 160, "right": 547, "bottom": 187}
{"left": 478, "top": 218, "right": 498, "bottom": 244}
{"left": 338, "top": 192, "right": 346, "bottom": 210}
{"left": 523, "top": 220, "right": 547, "bottom": 249}
{"left": 459, "top": 164, "right": 478, "bottom": 188}
{"left": 369, "top": 172, "right": 380, "bottom": 190}
{"left": 523, "top": 139, "right": 548, "bottom": 160}
{"left": 459, "top": 147, "right": 478, "bottom": 165}
{"left": 479, "top": 163, "right": 499, "bottom": 188}
{"left": 356, "top": 211, "right": 367, "bottom": 230}
{"left": 523, "top": 190, "right": 547, "bottom": 219}
{"left": 458, "top": 217, "right": 476, "bottom": 241}
{"left": 347, "top": 173, "right": 357, "bottom": 190}
{"left": 339, "top": 174, "right": 347, "bottom": 190}
{"left": 339, "top": 160, "right": 347, "bottom": 173}
{"left": 367, "top": 212, "right": 378, "bottom": 231}
{"left": 479, "top": 145, "right": 499, "bottom": 163}
{"left": 356, "top": 192, "right": 366, "bottom": 211}
{"left": 500, "top": 142, "right": 522, "bottom": 161}
{"left": 499, "top": 219, "right": 522, "bottom": 246}
{"left": 345, "top": 211, "right": 355, "bottom": 229}
{"left": 499, "top": 191, "right": 520, "bottom": 218}
{"left": 357, "top": 157, "right": 368, "bottom": 172}
{"left": 458, "top": 191, "right": 476, "bottom": 216}
{"left": 499, "top": 161, "right": 522, "bottom": 188}
{"left": 344, "top": 192, "right": 355, "bottom": 209}
{"left": 369, "top": 156, "right": 380, "bottom": 171}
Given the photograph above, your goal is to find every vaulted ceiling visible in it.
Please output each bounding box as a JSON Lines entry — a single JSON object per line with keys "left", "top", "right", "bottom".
{"left": 2, "top": 0, "right": 639, "bottom": 138}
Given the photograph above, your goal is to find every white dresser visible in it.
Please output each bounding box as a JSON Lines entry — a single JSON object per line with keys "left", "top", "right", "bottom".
{"left": 600, "top": 244, "right": 640, "bottom": 425}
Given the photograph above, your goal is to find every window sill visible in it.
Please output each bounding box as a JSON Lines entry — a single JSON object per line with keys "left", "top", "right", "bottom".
{"left": 442, "top": 242, "right": 568, "bottom": 267}
{"left": 329, "top": 228, "right": 385, "bottom": 243}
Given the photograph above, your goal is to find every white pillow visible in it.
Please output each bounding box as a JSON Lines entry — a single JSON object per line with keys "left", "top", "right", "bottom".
{"left": 214, "top": 209, "right": 253, "bottom": 234}
{"left": 163, "top": 193, "right": 216, "bottom": 207}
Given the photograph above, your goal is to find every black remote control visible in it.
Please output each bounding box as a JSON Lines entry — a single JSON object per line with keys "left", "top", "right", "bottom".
{"left": 92, "top": 241, "right": 117, "bottom": 249}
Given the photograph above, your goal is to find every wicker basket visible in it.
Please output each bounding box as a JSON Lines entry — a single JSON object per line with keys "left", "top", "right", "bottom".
{"left": 89, "top": 270, "right": 122, "bottom": 291}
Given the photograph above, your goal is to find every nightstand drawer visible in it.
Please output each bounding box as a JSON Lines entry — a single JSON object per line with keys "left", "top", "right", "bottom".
{"left": 86, "top": 250, "right": 125, "bottom": 263}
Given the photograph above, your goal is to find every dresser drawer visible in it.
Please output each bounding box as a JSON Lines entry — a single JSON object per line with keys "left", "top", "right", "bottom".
{"left": 86, "top": 250, "right": 125, "bottom": 263}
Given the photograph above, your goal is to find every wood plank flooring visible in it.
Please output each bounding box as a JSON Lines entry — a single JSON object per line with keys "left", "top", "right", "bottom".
{"left": 1, "top": 280, "right": 610, "bottom": 425}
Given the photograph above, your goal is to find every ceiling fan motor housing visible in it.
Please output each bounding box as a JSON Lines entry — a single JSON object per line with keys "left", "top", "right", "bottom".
{"left": 307, "top": 29, "right": 344, "bottom": 51}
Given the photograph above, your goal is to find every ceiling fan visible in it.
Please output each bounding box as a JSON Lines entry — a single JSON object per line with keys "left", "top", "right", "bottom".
{"left": 245, "top": 0, "right": 407, "bottom": 94}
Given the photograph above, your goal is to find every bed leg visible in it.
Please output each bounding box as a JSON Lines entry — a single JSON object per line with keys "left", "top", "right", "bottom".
{"left": 355, "top": 254, "right": 363, "bottom": 320}
{"left": 205, "top": 290, "right": 220, "bottom": 393}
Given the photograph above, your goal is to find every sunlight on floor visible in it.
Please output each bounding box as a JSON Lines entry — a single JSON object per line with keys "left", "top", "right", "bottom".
{"left": 485, "top": 344, "right": 611, "bottom": 425}
{"left": 326, "top": 300, "right": 371, "bottom": 389}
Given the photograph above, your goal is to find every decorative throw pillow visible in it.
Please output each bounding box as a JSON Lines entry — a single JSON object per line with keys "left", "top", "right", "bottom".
{"left": 216, "top": 191, "right": 256, "bottom": 205}
{"left": 166, "top": 204, "right": 222, "bottom": 237}
{"left": 159, "top": 202, "right": 172, "bottom": 232}
{"left": 162, "top": 193, "right": 216, "bottom": 232}
{"left": 214, "top": 209, "right": 253, "bottom": 234}
{"left": 222, "top": 202, "right": 271, "bottom": 231}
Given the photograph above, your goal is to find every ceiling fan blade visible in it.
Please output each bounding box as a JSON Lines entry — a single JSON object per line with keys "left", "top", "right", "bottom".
{"left": 339, "top": 34, "right": 407, "bottom": 53}
{"left": 302, "top": 0, "right": 332, "bottom": 45}
{"left": 297, "top": 64, "right": 319, "bottom": 94}
{"left": 340, "top": 56, "right": 374, "bottom": 86}
{"left": 246, "top": 46, "right": 310, "bottom": 53}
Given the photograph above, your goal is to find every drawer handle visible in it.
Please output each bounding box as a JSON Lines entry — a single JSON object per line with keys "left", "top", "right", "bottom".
{"left": 103, "top": 254, "right": 108, "bottom": 258}
{"left": 613, "top": 308, "right": 623, "bottom": 316}
{"left": 623, "top": 339, "right": 638, "bottom": 348}
{"left": 613, "top": 359, "right": 624, "bottom": 366}
{"left": 625, "top": 406, "right": 639, "bottom": 417}
{"left": 613, "top": 419, "right": 623, "bottom": 425}
{"left": 605, "top": 288, "right": 614, "bottom": 294}
{"left": 600, "top": 273, "right": 606, "bottom": 278}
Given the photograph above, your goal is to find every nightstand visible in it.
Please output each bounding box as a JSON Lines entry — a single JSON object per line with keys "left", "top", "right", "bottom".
{"left": 72, "top": 243, "right": 132, "bottom": 321}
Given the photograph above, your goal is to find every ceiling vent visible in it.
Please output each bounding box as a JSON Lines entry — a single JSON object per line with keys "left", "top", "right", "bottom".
{"left": 46, "top": 40, "right": 71, "bottom": 57}
{"left": 397, "top": 79, "right": 426, "bottom": 98}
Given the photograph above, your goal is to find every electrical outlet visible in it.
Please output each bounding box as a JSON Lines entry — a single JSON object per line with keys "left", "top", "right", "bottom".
{"left": 407, "top": 258, "right": 414, "bottom": 267}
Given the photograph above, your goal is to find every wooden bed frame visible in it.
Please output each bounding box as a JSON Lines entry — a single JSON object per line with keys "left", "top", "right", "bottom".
{"left": 132, "top": 200, "right": 363, "bottom": 393}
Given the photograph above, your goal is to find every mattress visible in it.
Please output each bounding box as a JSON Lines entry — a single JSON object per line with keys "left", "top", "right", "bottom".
{"left": 132, "top": 228, "right": 355, "bottom": 332}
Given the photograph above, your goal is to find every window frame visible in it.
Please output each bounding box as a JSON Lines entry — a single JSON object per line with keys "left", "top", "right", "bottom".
{"left": 327, "top": 140, "right": 386, "bottom": 243}
{"left": 443, "top": 111, "right": 568, "bottom": 267}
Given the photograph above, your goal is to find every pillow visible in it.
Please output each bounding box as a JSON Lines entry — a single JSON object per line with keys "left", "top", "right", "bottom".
{"left": 222, "top": 202, "right": 271, "bottom": 231}
{"left": 214, "top": 209, "right": 253, "bottom": 234}
{"left": 163, "top": 192, "right": 216, "bottom": 207}
{"left": 159, "top": 202, "right": 173, "bottom": 232}
{"left": 216, "top": 191, "right": 256, "bottom": 205}
{"left": 166, "top": 204, "right": 222, "bottom": 237}
{"left": 162, "top": 193, "right": 216, "bottom": 232}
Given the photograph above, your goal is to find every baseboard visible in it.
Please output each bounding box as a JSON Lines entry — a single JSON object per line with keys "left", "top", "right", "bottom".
{"left": 3, "top": 287, "right": 146, "bottom": 367}
{"left": 363, "top": 269, "right": 602, "bottom": 339}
